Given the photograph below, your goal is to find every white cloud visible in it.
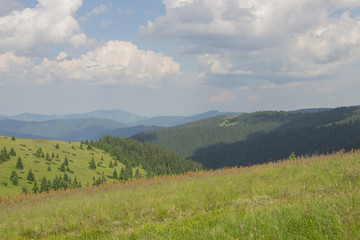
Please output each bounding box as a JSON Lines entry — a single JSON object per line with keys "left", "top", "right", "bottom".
{"left": 209, "top": 89, "right": 236, "bottom": 103}
{"left": 140, "top": 0, "right": 360, "bottom": 84}
{"left": 79, "top": 4, "right": 109, "bottom": 21}
{"left": 1, "top": 41, "right": 181, "bottom": 88}
{"left": 0, "top": 0, "right": 89, "bottom": 54}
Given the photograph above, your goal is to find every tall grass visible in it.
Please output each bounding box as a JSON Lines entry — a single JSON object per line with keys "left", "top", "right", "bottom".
{"left": 1, "top": 150, "right": 359, "bottom": 239}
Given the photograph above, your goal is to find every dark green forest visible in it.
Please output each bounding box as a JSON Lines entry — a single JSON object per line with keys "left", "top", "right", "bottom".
{"left": 132, "top": 106, "right": 360, "bottom": 169}
{"left": 93, "top": 135, "right": 203, "bottom": 177}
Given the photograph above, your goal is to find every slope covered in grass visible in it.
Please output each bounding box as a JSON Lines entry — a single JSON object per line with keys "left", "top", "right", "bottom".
{"left": 1, "top": 150, "right": 359, "bottom": 239}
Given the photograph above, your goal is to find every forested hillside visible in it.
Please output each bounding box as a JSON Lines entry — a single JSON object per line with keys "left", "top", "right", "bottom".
{"left": 133, "top": 106, "right": 360, "bottom": 168}
{"left": 93, "top": 135, "right": 203, "bottom": 177}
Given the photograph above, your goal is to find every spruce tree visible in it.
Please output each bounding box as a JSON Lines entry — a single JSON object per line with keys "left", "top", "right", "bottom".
{"left": 46, "top": 152, "right": 50, "bottom": 161}
{"left": 32, "top": 180, "right": 39, "bottom": 193}
{"left": 64, "top": 156, "right": 68, "bottom": 166}
{"left": 109, "top": 161, "right": 114, "bottom": 168}
{"left": 35, "top": 147, "right": 43, "bottom": 158}
{"left": 55, "top": 144, "right": 59, "bottom": 149}
{"left": 89, "top": 157, "right": 96, "bottom": 170}
{"left": 59, "top": 163, "right": 66, "bottom": 172}
{"left": 22, "top": 186, "right": 28, "bottom": 194}
{"left": 48, "top": 165, "right": 51, "bottom": 171}
{"left": 27, "top": 169, "right": 35, "bottom": 181}
{"left": 113, "top": 168, "right": 118, "bottom": 179}
{"left": 11, "top": 136, "right": 16, "bottom": 141}
{"left": 9, "top": 147, "right": 16, "bottom": 156}
{"left": 51, "top": 152, "right": 55, "bottom": 158}
{"left": 10, "top": 170, "right": 19, "bottom": 185}
{"left": 120, "top": 167, "right": 125, "bottom": 180}
{"left": 16, "top": 157, "right": 24, "bottom": 169}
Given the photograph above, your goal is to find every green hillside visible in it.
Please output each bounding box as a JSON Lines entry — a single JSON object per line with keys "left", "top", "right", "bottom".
{"left": 133, "top": 106, "right": 360, "bottom": 168}
{"left": 1, "top": 150, "right": 359, "bottom": 239}
{"left": 0, "top": 135, "right": 200, "bottom": 196}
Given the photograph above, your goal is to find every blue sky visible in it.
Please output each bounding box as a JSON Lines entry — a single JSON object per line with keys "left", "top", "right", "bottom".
{"left": 1, "top": 0, "right": 360, "bottom": 117}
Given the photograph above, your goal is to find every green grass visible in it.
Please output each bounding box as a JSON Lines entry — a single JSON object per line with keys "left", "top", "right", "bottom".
{"left": 1, "top": 150, "right": 359, "bottom": 239}
{"left": 0, "top": 136, "right": 143, "bottom": 196}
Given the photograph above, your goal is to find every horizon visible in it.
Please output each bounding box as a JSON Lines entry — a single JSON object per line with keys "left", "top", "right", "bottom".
{"left": 1, "top": 1, "right": 360, "bottom": 117}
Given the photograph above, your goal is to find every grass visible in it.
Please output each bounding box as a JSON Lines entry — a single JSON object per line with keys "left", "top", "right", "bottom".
{"left": 0, "top": 150, "right": 359, "bottom": 239}
{"left": 0, "top": 136, "right": 136, "bottom": 196}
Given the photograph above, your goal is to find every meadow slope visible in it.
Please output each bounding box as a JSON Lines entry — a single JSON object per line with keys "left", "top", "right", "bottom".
{"left": 1, "top": 150, "right": 359, "bottom": 239}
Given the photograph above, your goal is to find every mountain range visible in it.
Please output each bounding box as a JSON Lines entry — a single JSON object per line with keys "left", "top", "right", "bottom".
{"left": 0, "top": 110, "right": 232, "bottom": 141}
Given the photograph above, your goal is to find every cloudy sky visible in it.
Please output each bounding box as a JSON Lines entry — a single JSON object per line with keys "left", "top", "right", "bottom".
{"left": 1, "top": 0, "right": 360, "bottom": 117}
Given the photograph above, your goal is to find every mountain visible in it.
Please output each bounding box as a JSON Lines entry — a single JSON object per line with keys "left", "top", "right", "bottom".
{"left": 3, "top": 110, "right": 146, "bottom": 123}
{"left": 133, "top": 105, "right": 360, "bottom": 168}
{"left": 137, "top": 110, "right": 234, "bottom": 127}
{"left": 99, "top": 125, "right": 165, "bottom": 138}
{"left": 0, "top": 118, "right": 128, "bottom": 141}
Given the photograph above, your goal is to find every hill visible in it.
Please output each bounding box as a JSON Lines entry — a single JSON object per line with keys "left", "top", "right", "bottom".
{"left": 99, "top": 125, "right": 165, "bottom": 138}
{"left": 0, "top": 135, "right": 201, "bottom": 196}
{"left": 132, "top": 106, "right": 360, "bottom": 168}
{"left": 1, "top": 150, "right": 359, "bottom": 239}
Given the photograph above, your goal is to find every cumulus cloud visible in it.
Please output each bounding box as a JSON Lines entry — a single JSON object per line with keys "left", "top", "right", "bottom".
{"left": 140, "top": 0, "right": 360, "bottom": 84}
{"left": 1, "top": 41, "right": 181, "bottom": 88}
{"left": 0, "top": 0, "right": 89, "bottom": 54}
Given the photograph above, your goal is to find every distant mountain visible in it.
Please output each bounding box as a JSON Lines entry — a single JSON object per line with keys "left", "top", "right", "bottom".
{"left": 3, "top": 110, "right": 146, "bottom": 123}
{"left": 99, "top": 125, "right": 165, "bottom": 138}
{"left": 0, "top": 118, "right": 127, "bottom": 141}
{"left": 138, "top": 110, "right": 234, "bottom": 127}
{"left": 290, "top": 108, "right": 332, "bottom": 113}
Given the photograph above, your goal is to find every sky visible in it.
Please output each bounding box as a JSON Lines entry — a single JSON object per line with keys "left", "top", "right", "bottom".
{"left": 1, "top": 0, "right": 360, "bottom": 117}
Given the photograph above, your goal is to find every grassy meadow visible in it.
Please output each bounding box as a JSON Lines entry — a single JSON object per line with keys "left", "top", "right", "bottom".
{"left": 0, "top": 136, "right": 133, "bottom": 196}
{"left": 1, "top": 150, "right": 359, "bottom": 239}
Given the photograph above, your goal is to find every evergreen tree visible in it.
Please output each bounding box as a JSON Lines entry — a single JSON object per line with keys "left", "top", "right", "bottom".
{"left": 0, "top": 147, "right": 10, "bottom": 163}
{"left": 87, "top": 144, "right": 93, "bottom": 150}
{"left": 47, "top": 165, "right": 51, "bottom": 171}
{"left": 16, "top": 157, "right": 24, "bottom": 169}
{"left": 114, "top": 160, "right": 118, "bottom": 167}
{"left": 9, "top": 147, "right": 16, "bottom": 156}
{"left": 35, "top": 147, "right": 43, "bottom": 158}
{"left": 89, "top": 157, "right": 96, "bottom": 170}
{"left": 101, "top": 172, "right": 107, "bottom": 183}
{"left": 55, "top": 144, "right": 60, "bottom": 149}
{"left": 27, "top": 169, "right": 35, "bottom": 181}
{"left": 11, "top": 136, "right": 16, "bottom": 141}
{"left": 64, "top": 156, "right": 68, "bottom": 166}
{"left": 51, "top": 152, "right": 55, "bottom": 158}
{"left": 109, "top": 160, "right": 114, "bottom": 168}
{"left": 32, "top": 180, "right": 39, "bottom": 193}
{"left": 79, "top": 142, "right": 84, "bottom": 150}
{"left": 10, "top": 170, "right": 19, "bottom": 185}
{"left": 56, "top": 153, "right": 59, "bottom": 158}
{"left": 46, "top": 152, "right": 50, "bottom": 161}
{"left": 113, "top": 168, "right": 118, "bottom": 179}
{"left": 59, "top": 163, "right": 66, "bottom": 172}
{"left": 120, "top": 167, "right": 125, "bottom": 181}
{"left": 22, "top": 186, "right": 28, "bottom": 194}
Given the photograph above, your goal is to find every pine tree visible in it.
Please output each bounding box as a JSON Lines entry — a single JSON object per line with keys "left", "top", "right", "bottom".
{"left": 35, "top": 147, "right": 43, "bottom": 158}
{"left": 64, "top": 156, "right": 68, "bottom": 166}
{"left": 59, "top": 163, "right": 66, "bottom": 172}
{"left": 89, "top": 157, "right": 96, "bottom": 170}
{"left": 113, "top": 168, "right": 118, "bottom": 179}
{"left": 55, "top": 144, "right": 60, "bottom": 149}
{"left": 16, "top": 157, "right": 24, "bottom": 169}
{"left": 9, "top": 147, "right": 16, "bottom": 156}
{"left": 11, "top": 136, "right": 16, "bottom": 141}
{"left": 109, "top": 161, "right": 114, "bottom": 168}
{"left": 101, "top": 172, "right": 107, "bottom": 183}
{"left": 47, "top": 165, "right": 51, "bottom": 171}
{"left": 0, "top": 147, "right": 10, "bottom": 163}
{"left": 56, "top": 153, "right": 59, "bottom": 158}
{"left": 22, "top": 186, "right": 28, "bottom": 194}
{"left": 46, "top": 152, "right": 50, "bottom": 161}
{"left": 114, "top": 160, "right": 118, "bottom": 167}
{"left": 32, "top": 180, "right": 39, "bottom": 193}
{"left": 51, "top": 152, "right": 55, "bottom": 158}
{"left": 10, "top": 170, "right": 19, "bottom": 185}
{"left": 79, "top": 142, "right": 84, "bottom": 150}
{"left": 120, "top": 167, "right": 125, "bottom": 180}
{"left": 27, "top": 169, "right": 35, "bottom": 181}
